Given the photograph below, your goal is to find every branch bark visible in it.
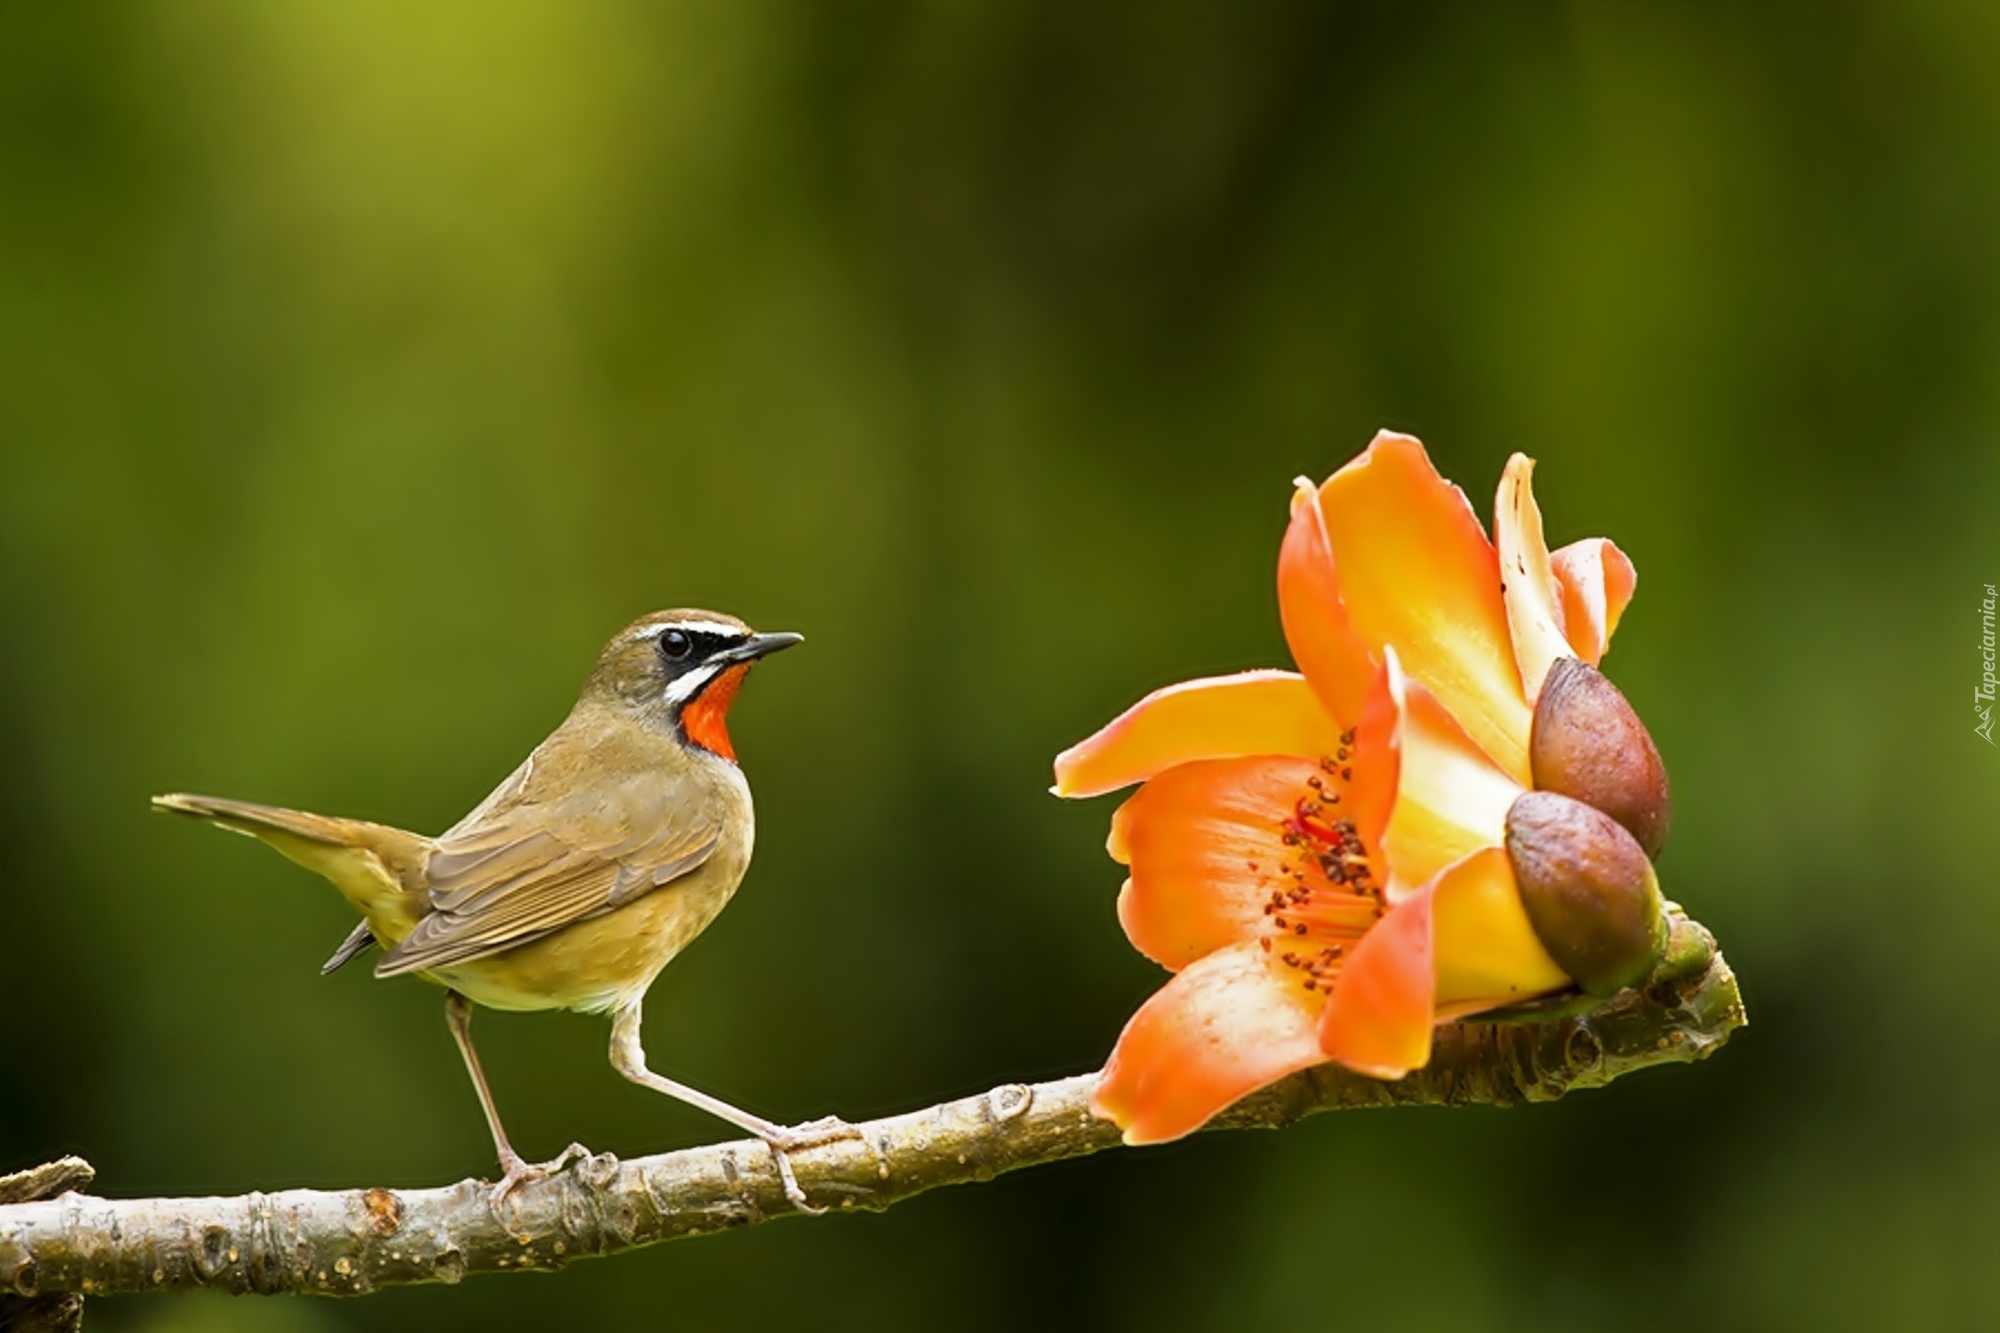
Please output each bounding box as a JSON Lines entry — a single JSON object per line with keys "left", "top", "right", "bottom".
{"left": 0, "top": 910, "right": 1741, "bottom": 1308}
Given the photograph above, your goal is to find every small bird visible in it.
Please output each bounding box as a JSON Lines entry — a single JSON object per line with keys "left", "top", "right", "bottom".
{"left": 156, "top": 609, "right": 850, "bottom": 1210}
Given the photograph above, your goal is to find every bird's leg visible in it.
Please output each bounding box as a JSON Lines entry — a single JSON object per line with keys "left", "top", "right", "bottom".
{"left": 608, "top": 1002, "right": 861, "bottom": 1213}
{"left": 445, "top": 992, "right": 588, "bottom": 1209}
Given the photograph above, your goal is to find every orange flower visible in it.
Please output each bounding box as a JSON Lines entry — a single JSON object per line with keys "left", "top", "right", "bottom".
{"left": 1054, "top": 432, "right": 1660, "bottom": 1145}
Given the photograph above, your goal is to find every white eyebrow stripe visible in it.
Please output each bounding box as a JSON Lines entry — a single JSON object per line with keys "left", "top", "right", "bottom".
{"left": 662, "top": 661, "right": 726, "bottom": 707}
{"left": 645, "top": 620, "right": 748, "bottom": 640}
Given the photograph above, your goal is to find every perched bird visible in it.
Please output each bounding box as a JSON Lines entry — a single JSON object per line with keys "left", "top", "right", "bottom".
{"left": 156, "top": 609, "right": 849, "bottom": 1210}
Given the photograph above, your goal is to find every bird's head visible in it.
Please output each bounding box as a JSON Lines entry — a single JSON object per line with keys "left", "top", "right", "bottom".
{"left": 586, "top": 609, "right": 802, "bottom": 760}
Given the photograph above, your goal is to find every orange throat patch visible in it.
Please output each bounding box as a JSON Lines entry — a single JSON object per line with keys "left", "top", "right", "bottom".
{"left": 680, "top": 663, "right": 750, "bottom": 761}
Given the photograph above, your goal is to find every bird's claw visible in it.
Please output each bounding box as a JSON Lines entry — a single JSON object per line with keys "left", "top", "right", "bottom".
{"left": 487, "top": 1141, "right": 592, "bottom": 1214}
{"left": 764, "top": 1115, "right": 863, "bottom": 1152}
{"left": 757, "top": 1116, "right": 866, "bottom": 1214}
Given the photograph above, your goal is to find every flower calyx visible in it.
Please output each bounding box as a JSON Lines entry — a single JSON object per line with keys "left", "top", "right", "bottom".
{"left": 1504, "top": 790, "right": 1665, "bottom": 997}
{"left": 1529, "top": 656, "right": 1670, "bottom": 859}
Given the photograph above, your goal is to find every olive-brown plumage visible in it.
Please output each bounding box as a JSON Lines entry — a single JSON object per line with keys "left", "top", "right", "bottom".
{"left": 156, "top": 609, "right": 849, "bottom": 1210}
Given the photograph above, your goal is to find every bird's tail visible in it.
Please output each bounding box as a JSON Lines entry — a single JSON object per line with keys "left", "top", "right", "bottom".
{"left": 154, "top": 792, "right": 430, "bottom": 942}
{"left": 154, "top": 792, "right": 370, "bottom": 845}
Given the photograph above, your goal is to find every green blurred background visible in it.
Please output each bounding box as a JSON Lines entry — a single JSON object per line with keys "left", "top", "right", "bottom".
{"left": 2, "top": 2, "right": 1995, "bottom": 1329}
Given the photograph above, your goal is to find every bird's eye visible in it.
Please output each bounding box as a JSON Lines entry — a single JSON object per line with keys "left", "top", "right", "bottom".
{"left": 659, "top": 629, "right": 693, "bottom": 661}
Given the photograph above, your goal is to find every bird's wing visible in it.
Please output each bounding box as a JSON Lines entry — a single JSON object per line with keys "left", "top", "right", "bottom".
{"left": 374, "top": 772, "right": 720, "bottom": 978}
{"left": 321, "top": 920, "right": 378, "bottom": 975}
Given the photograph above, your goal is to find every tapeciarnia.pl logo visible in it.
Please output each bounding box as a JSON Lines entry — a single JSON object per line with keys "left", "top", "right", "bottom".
{"left": 1979, "top": 583, "right": 1997, "bottom": 745}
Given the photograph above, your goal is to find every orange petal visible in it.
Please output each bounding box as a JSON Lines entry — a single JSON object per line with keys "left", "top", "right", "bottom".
{"left": 1314, "top": 432, "right": 1532, "bottom": 783}
{"left": 1380, "top": 674, "right": 1523, "bottom": 900}
{"left": 1494, "top": 454, "right": 1573, "bottom": 706}
{"left": 1429, "top": 846, "right": 1570, "bottom": 1017}
{"left": 1092, "top": 939, "right": 1326, "bottom": 1144}
{"left": 1106, "top": 793, "right": 1138, "bottom": 863}
{"left": 1550, "top": 538, "right": 1639, "bottom": 666}
{"left": 1318, "top": 882, "right": 1435, "bottom": 1078}
{"left": 1343, "top": 651, "right": 1403, "bottom": 856}
{"left": 1278, "top": 477, "right": 1377, "bottom": 728}
{"left": 1053, "top": 671, "right": 1343, "bottom": 799}
{"left": 1112, "top": 755, "right": 1333, "bottom": 970}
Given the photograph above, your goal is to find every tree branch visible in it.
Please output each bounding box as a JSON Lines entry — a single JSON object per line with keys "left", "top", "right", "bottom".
{"left": 0, "top": 910, "right": 1741, "bottom": 1308}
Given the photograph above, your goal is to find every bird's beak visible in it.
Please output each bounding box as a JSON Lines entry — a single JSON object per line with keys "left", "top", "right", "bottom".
{"left": 722, "top": 631, "right": 803, "bottom": 664}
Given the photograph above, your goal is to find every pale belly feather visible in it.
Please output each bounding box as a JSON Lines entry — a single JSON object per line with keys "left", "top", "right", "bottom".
{"left": 423, "top": 852, "right": 747, "bottom": 1015}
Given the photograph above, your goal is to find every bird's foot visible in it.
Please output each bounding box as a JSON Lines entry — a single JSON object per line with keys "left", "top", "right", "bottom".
{"left": 765, "top": 1115, "right": 863, "bottom": 1152}
{"left": 756, "top": 1117, "right": 866, "bottom": 1215}
{"left": 488, "top": 1141, "right": 592, "bottom": 1213}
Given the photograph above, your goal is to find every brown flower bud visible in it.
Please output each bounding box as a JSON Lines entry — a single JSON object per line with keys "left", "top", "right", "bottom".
{"left": 1505, "top": 790, "right": 1665, "bottom": 996}
{"left": 1530, "top": 656, "right": 1671, "bottom": 858}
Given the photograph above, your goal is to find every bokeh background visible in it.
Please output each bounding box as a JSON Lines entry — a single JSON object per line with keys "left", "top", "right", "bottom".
{"left": 2, "top": 3, "right": 1995, "bottom": 1329}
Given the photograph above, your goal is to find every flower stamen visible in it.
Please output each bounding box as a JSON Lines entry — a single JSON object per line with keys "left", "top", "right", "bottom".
{"left": 1263, "top": 755, "right": 1384, "bottom": 981}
